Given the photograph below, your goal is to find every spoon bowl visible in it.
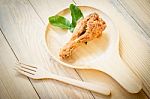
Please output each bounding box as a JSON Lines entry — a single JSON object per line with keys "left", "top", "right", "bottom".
{"left": 44, "top": 6, "right": 142, "bottom": 93}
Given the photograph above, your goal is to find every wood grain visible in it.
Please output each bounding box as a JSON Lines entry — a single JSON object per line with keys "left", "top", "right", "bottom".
{"left": 45, "top": 7, "right": 142, "bottom": 93}
{"left": 74, "top": 0, "right": 150, "bottom": 98}
{"left": 0, "top": 31, "right": 39, "bottom": 99}
{"left": 118, "top": 0, "right": 150, "bottom": 37}
{"left": 0, "top": 0, "right": 94, "bottom": 98}
{"left": 111, "top": 0, "right": 150, "bottom": 43}
{"left": 0, "top": 0, "right": 149, "bottom": 98}
{"left": 29, "top": 0, "right": 149, "bottom": 98}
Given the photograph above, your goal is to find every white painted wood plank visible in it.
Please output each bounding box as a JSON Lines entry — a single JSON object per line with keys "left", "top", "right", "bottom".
{"left": 118, "top": 0, "right": 150, "bottom": 37}
{"left": 74, "top": 0, "right": 150, "bottom": 98}
{"left": 0, "top": 0, "right": 94, "bottom": 98}
{"left": 111, "top": 0, "right": 150, "bottom": 43}
{"left": 29, "top": 0, "right": 149, "bottom": 98}
{"left": 28, "top": 0, "right": 73, "bottom": 24}
{"left": 0, "top": 31, "right": 39, "bottom": 99}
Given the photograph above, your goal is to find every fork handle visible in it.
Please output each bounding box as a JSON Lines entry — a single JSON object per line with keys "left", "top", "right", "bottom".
{"left": 48, "top": 73, "right": 110, "bottom": 95}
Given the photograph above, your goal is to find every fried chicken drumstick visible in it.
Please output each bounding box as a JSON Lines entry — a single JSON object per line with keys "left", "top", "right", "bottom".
{"left": 59, "top": 13, "right": 106, "bottom": 59}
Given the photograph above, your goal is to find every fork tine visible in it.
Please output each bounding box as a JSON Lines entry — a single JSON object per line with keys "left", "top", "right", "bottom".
{"left": 21, "top": 65, "right": 37, "bottom": 72}
{"left": 17, "top": 66, "right": 35, "bottom": 75}
{"left": 16, "top": 63, "right": 37, "bottom": 72}
{"left": 15, "top": 67, "right": 34, "bottom": 77}
{"left": 20, "top": 63, "right": 37, "bottom": 69}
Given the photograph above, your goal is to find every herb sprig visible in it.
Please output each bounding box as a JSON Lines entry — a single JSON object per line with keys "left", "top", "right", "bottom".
{"left": 49, "top": 4, "right": 83, "bottom": 32}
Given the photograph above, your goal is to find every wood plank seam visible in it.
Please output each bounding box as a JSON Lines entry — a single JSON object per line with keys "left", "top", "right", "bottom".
{"left": 142, "top": 86, "right": 150, "bottom": 98}
{"left": 69, "top": 1, "right": 104, "bottom": 98}
{"left": 74, "top": 69, "right": 95, "bottom": 99}
{"left": 71, "top": 0, "right": 149, "bottom": 98}
{"left": 27, "top": 0, "right": 45, "bottom": 25}
{"left": 111, "top": 1, "right": 150, "bottom": 97}
{"left": 117, "top": 0, "right": 150, "bottom": 38}
{"left": 0, "top": 28, "right": 41, "bottom": 99}
{"left": 28, "top": 0, "right": 83, "bottom": 83}
{"left": 28, "top": 0, "right": 96, "bottom": 98}
{"left": 70, "top": 1, "right": 95, "bottom": 98}
{"left": 72, "top": 0, "right": 76, "bottom": 4}
{"left": 28, "top": 78, "right": 41, "bottom": 99}
{"left": 0, "top": 0, "right": 97, "bottom": 98}
{"left": 111, "top": 0, "right": 150, "bottom": 46}
{"left": 1, "top": 0, "right": 148, "bottom": 98}
{"left": 0, "top": 28, "right": 19, "bottom": 61}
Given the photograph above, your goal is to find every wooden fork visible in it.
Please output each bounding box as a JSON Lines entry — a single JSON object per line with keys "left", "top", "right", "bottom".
{"left": 15, "top": 62, "right": 111, "bottom": 95}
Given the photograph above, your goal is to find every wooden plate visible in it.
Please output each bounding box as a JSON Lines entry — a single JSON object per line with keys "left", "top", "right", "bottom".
{"left": 44, "top": 6, "right": 142, "bottom": 93}
{"left": 45, "top": 6, "right": 117, "bottom": 68}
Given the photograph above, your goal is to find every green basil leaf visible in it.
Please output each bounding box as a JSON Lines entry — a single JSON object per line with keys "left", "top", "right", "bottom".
{"left": 70, "top": 4, "right": 83, "bottom": 28}
{"left": 49, "top": 16, "right": 71, "bottom": 29}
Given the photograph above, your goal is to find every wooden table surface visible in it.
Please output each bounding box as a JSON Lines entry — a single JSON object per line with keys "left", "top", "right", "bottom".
{"left": 0, "top": 0, "right": 150, "bottom": 99}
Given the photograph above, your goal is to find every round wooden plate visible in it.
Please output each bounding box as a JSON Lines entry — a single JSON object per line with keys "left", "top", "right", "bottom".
{"left": 45, "top": 6, "right": 118, "bottom": 68}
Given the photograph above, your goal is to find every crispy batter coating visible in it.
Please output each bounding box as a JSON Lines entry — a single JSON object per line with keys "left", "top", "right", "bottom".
{"left": 59, "top": 13, "right": 106, "bottom": 59}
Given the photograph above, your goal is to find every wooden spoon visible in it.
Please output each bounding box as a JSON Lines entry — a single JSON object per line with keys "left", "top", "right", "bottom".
{"left": 44, "top": 6, "right": 142, "bottom": 93}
